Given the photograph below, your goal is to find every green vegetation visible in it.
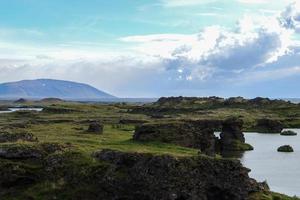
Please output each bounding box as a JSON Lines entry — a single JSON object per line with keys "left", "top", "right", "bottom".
{"left": 250, "top": 191, "right": 299, "bottom": 200}
{"left": 226, "top": 140, "right": 254, "bottom": 151}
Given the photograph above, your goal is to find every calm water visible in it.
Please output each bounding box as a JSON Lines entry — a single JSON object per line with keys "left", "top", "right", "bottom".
{"left": 240, "top": 130, "right": 300, "bottom": 197}
{"left": 0, "top": 108, "right": 43, "bottom": 114}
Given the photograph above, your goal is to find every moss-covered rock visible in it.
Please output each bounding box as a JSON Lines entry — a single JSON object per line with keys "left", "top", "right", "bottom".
{"left": 254, "top": 119, "right": 283, "bottom": 133}
{"left": 0, "top": 143, "right": 71, "bottom": 159}
{"left": 220, "top": 118, "right": 254, "bottom": 151}
{"left": 0, "top": 131, "right": 38, "bottom": 143}
{"left": 277, "top": 145, "right": 294, "bottom": 152}
{"left": 280, "top": 130, "right": 297, "bottom": 136}
{"left": 87, "top": 122, "right": 104, "bottom": 134}
{"left": 223, "top": 140, "right": 254, "bottom": 151}
{"left": 133, "top": 120, "right": 220, "bottom": 156}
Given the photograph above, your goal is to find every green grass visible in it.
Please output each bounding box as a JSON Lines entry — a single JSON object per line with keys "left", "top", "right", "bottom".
{"left": 26, "top": 123, "right": 198, "bottom": 157}
{"left": 250, "top": 191, "right": 299, "bottom": 200}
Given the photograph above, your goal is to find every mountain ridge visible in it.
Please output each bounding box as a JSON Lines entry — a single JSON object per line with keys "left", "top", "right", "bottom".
{"left": 0, "top": 79, "right": 115, "bottom": 99}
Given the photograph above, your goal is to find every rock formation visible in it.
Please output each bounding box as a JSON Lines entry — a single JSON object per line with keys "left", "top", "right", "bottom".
{"left": 254, "top": 119, "right": 283, "bottom": 133}
{"left": 0, "top": 148, "right": 267, "bottom": 199}
{"left": 133, "top": 120, "right": 221, "bottom": 156}
{"left": 134, "top": 118, "right": 253, "bottom": 155}
{"left": 87, "top": 121, "right": 104, "bottom": 134}
{"left": 219, "top": 118, "right": 253, "bottom": 151}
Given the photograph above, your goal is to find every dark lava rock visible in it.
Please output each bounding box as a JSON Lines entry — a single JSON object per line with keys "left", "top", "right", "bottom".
{"left": 0, "top": 160, "right": 37, "bottom": 189}
{"left": 40, "top": 98, "right": 64, "bottom": 103}
{"left": 0, "top": 143, "right": 69, "bottom": 159}
{"left": 277, "top": 145, "right": 294, "bottom": 152}
{"left": 42, "top": 107, "right": 77, "bottom": 114}
{"left": 280, "top": 130, "right": 297, "bottom": 136}
{"left": 87, "top": 122, "right": 104, "bottom": 134}
{"left": 91, "top": 149, "right": 263, "bottom": 200}
{"left": 220, "top": 118, "right": 253, "bottom": 151}
{"left": 39, "top": 142, "right": 70, "bottom": 154}
{"left": 0, "top": 132, "right": 38, "bottom": 143}
{"left": 254, "top": 119, "right": 283, "bottom": 133}
{"left": 0, "top": 144, "right": 43, "bottom": 159}
{"left": 133, "top": 120, "right": 220, "bottom": 156}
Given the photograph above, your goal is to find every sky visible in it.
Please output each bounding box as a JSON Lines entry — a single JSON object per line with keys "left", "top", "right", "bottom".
{"left": 0, "top": 0, "right": 300, "bottom": 98}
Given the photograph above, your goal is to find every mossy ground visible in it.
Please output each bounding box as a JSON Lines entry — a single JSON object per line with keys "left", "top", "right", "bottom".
{"left": 250, "top": 191, "right": 299, "bottom": 200}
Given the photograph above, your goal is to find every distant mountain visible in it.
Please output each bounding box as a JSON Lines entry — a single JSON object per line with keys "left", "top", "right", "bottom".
{"left": 0, "top": 79, "right": 115, "bottom": 100}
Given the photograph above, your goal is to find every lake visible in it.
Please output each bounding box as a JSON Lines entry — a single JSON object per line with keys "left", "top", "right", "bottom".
{"left": 0, "top": 107, "right": 43, "bottom": 114}
{"left": 222, "top": 130, "right": 300, "bottom": 197}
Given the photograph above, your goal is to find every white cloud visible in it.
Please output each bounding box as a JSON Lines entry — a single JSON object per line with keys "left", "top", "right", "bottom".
{"left": 281, "top": 1, "right": 300, "bottom": 32}
{"left": 120, "top": 11, "right": 294, "bottom": 81}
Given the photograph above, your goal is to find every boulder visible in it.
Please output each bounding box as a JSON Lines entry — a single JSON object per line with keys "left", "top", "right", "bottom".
{"left": 254, "top": 119, "right": 283, "bottom": 133}
{"left": 87, "top": 122, "right": 104, "bottom": 134}
{"left": 277, "top": 145, "right": 294, "bottom": 152}
{"left": 220, "top": 118, "right": 253, "bottom": 151}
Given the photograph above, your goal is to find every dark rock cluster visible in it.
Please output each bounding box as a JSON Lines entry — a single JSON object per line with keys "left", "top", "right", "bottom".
{"left": 133, "top": 120, "right": 221, "bottom": 156}
{"left": 0, "top": 132, "right": 37, "bottom": 143}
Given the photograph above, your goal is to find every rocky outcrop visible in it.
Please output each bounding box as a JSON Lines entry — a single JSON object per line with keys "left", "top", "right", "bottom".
{"left": 0, "top": 132, "right": 37, "bottom": 143}
{"left": 280, "top": 130, "right": 297, "bottom": 136}
{"left": 42, "top": 107, "right": 78, "bottom": 114}
{"left": 87, "top": 122, "right": 104, "bottom": 134}
{"left": 133, "top": 120, "right": 221, "bottom": 156}
{"left": 220, "top": 118, "right": 253, "bottom": 151}
{"left": 91, "top": 149, "right": 263, "bottom": 200}
{"left": 134, "top": 119, "right": 253, "bottom": 154}
{"left": 0, "top": 143, "right": 70, "bottom": 159}
{"left": 0, "top": 144, "right": 43, "bottom": 159}
{"left": 254, "top": 119, "right": 283, "bottom": 133}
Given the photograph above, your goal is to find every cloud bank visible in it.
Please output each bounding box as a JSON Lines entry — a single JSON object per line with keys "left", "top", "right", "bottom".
{"left": 0, "top": 1, "right": 300, "bottom": 97}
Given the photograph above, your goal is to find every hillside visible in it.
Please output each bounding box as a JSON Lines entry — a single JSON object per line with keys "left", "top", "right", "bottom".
{"left": 0, "top": 79, "right": 115, "bottom": 99}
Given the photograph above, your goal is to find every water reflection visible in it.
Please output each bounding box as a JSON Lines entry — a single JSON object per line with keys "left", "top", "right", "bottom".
{"left": 219, "top": 130, "right": 300, "bottom": 197}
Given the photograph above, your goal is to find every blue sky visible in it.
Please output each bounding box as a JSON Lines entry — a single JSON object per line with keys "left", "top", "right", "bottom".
{"left": 0, "top": 0, "right": 300, "bottom": 97}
